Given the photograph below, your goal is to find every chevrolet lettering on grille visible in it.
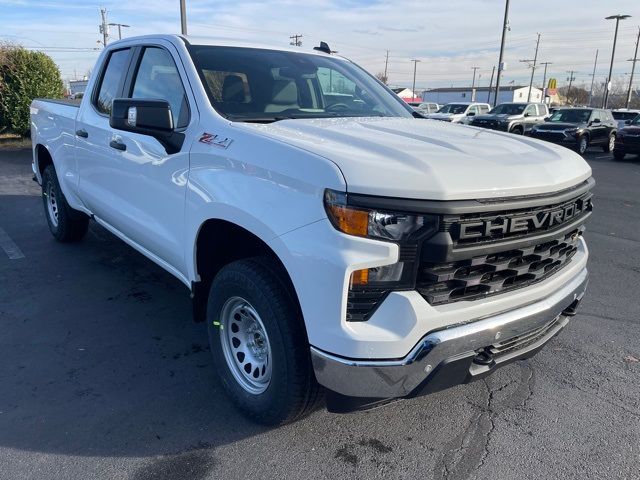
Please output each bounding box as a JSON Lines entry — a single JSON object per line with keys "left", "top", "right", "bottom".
{"left": 457, "top": 196, "right": 592, "bottom": 241}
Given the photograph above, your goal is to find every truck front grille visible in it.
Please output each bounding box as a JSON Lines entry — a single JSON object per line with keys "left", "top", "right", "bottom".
{"left": 416, "top": 229, "right": 581, "bottom": 305}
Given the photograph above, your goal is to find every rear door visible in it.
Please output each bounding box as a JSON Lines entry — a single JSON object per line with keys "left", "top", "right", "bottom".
{"left": 589, "top": 110, "right": 607, "bottom": 144}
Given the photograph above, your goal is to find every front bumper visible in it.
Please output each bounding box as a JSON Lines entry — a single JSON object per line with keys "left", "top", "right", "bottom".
{"left": 311, "top": 267, "right": 588, "bottom": 405}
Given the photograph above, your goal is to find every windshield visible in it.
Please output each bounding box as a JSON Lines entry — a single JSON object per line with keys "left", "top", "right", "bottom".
{"left": 437, "top": 104, "right": 468, "bottom": 114}
{"left": 489, "top": 103, "right": 526, "bottom": 115}
{"left": 188, "top": 45, "right": 413, "bottom": 122}
{"left": 548, "top": 109, "right": 591, "bottom": 124}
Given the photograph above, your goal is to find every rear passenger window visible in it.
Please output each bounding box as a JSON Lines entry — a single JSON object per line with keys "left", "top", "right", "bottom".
{"left": 537, "top": 104, "right": 548, "bottom": 116}
{"left": 94, "top": 48, "right": 130, "bottom": 115}
{"left": 131, "top": 47, "right": 190, "bottom": 128}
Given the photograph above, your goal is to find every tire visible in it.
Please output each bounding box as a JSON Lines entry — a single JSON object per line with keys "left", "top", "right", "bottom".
{"left": 603, "top": 133, "right": 616, "bottom": 153}
{"left": 42, "top": 165, "right": 89, "bottom": 242}
{"left": 613, "top": 149, "right": 626, "bottom": 161}
{"left": 510, "top": 126, "right": 524, "bottom": 135}
{"left": 206, "top": 257, "right": 321, "bottom": 425}
{"left": 575, "top": 135, "right": 589, "bottom": 155}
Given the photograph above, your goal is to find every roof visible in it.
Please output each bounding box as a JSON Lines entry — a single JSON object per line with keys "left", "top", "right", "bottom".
{"left": 426, "top": 85, "right": 540, "bottom": 93}
{"left": 108, "top": 34, "right": 345, "bottom": 59}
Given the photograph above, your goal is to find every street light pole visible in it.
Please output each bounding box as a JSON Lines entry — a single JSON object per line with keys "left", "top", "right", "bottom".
{"left": 604, "top": 14, "right": 631, "bottom": 108}
{"left": 180, "top": 0, "right": 188, "bottom": 35}
{"left": 540, "top": 62, "right": 552, "bottom": 104}
{"left": 471, "top": 66, "right": 479, "bottom": 101}
{"left": 411, "top": 59, "right": 421, "bottom": 101}
{"left": 494, "top": 0, "right": 510, "bottom": 107}
{"left": 625, "top": 27, "right": 640, "bottom": 109}
{"left": 108, "top": 23, "right": 130, "bottom": 40}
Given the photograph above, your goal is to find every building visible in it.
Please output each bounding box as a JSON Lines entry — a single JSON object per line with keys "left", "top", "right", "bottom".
{"left": 68, "top": 79, "right": 89, "bottom": 96}
{"left": 391, "top": 87, "right": 415, "bottom": 99}
{"left": 422, "top": 85, "right": 544, "bottom": 105}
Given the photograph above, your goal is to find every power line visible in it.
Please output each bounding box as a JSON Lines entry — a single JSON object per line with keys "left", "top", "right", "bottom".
{"left": 289, "top": 34, "right": 303, "bottom": 47}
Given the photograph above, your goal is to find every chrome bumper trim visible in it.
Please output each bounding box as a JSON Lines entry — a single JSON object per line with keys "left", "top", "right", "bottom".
{"left": 311, "top": 268, "right": 589, "bottom": 398}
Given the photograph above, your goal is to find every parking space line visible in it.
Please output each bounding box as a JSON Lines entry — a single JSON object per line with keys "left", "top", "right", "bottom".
{"left": 0, "top": 227, "right": 25, "bottom": 260}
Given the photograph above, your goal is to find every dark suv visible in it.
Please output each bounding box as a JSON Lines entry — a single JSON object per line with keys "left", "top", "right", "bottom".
{"left": 529, "top": 108, "right": 617, "bottom": 155}
{"left": 470, "top": 102, "right": 548, "bottom": 134}
{"left": 614, "top": 114, "right": 640, "bottom": 160}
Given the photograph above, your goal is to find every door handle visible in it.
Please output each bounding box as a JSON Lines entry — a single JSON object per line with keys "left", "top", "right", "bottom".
{"left": 75, "top": 129, "right": 88, "bottom": 138}
{"left": 109, "top": 140, "right": 126, "bottom": 151}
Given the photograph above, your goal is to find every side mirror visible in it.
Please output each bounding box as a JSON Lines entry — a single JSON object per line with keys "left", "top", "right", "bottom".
{"left": 467, "top": 112, "right": 476, "bottom": 116}
{"left": 589, "top": 118, "right": 601, "bottom": 125}
{"left": 524, "top": 112, "right": 531, "bottom": 117}
{"left": 110, "top": 98, "right": 184, "bottom": 154}
{"left": 625, "top": 119, "right": 632, "bottom": 125}
{"left": 544, "top": 117, "right": 550, "bottom": 122}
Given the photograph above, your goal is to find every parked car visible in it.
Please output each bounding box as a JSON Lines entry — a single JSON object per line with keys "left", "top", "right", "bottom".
{"left": 425, "top": 102, "right": 491, "bottom": 124}
{"left": 530, "top": 108, "right": 617, "bottom": 155}
{"left": 407, "top": 102, "right": 439, "bottom": 114}
{"left": 470, "top": 102, "right": 548, "bottom": 134}
{"left": 611, "top": 109, "right": 640, "bottom": 130}
{"left": 613, "top": 113, "right": 640, "bottom": 160}
{"left": 30, "top": 35, "right": 592, "bottom": 424}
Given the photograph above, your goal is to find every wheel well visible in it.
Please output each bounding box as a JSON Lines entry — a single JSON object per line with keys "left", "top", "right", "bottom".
{"left": 511, "top": 125, "right": 523, "bottom": 133}
{"left": 35, "top": 144, "right": 53, "bottom": 176}
{"left": 192, "top": 219, "right": 300, "bottom": 322}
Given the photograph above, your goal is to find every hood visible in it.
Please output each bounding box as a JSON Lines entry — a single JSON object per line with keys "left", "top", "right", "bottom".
{"left": 239, "top": 117, "right": 592, "bottom": 201}
{"left": 619, "top": 126, "right": 640, "bottom": 135}
{"left": 534, "top": 122, "right": 585, "bottom": 131}
{"left": 425, "top": 112, "right": 461, "bottom": 120}
{"left": 474, "top": 113, "right": 520, "bottom": 122}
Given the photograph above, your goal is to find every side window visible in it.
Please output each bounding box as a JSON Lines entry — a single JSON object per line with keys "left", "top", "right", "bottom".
{"left": 131, "top": 47, "right": 189, "bottom": 128}
{"left": 317, "top": 67, "right": 355, "bottom": 95}
{"left": 590, "top": 110, "right": 602, "bottom": 123}
{"left": 468, "top": 105, "right": 479, "bottom": 115}
{"left": 480, "top": 105, "right": 489, "bottom": 113}
{"left": 537, "top": 104, "right": 548, "bottom": 116}
{"left": 94, "top": 48, "right": 130, "bottom": 115}
{"left": 524, "top": 104, "right": 537, "bottom": 116}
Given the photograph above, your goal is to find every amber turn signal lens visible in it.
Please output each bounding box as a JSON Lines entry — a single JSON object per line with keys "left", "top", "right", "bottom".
{"left": 325, "top": 204, "right": 369, "bottom": 237}
{"left": 350, "top": 268, "right": 369, "bottom": 286}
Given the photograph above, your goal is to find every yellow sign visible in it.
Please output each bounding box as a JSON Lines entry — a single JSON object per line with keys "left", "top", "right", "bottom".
{"left": 548, "top": 78, "right": 557, "bottom": 96}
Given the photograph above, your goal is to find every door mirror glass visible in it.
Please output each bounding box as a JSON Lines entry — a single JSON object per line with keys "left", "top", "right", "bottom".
{"left": 590, "top": 118, "right": 601, "bottom": 125}
{"left": 467, "top": 112, "right": 475, "bottom": 116}
{"left": 110, "top": 98, "right": 184, "bottom": 154}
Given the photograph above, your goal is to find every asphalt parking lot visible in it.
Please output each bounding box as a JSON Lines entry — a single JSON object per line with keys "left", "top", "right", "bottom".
{"left": 1, "top": 146, "right": 639, "bottom": 480}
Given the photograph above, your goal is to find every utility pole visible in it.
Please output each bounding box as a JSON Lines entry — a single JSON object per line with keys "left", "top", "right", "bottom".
{"left": 471, "top": 66, "right": 479, "bottom": 101}
{"left": 411, "top": 59, "right": 421, "bottom": 100}
{"left": 625, "top": 27, "right": 640, "bottom": 109}
{"left": 289, "top": 34, "right": 303, "bottom": 47}
{"left": 539, "top": 61, "right": 552, "bottom": 104}
{"left": 604, "top": 14, "right": 631, "bottom": 108}
{"left": 494, "top": 0, "right": 510, "bottom": 107}
{"left": 99, "top": 8, "right": 109, "bottom": 47}
{"left": 588, "top": 49, "right": 599, "bottom": 107}
{"left": 566, "top": 70, "right": 576, "bottom": 105}
{"left": 180, "top": 0, "right": 187, "bottom": 35}
{"left": 384, "top": 50, "right": 389, "bottom": 79}
{"left": 487, "top": 66, "right": 496, "bottom": 104}
{"left": 519, "top": 33, "right": 541, "bottom": 103}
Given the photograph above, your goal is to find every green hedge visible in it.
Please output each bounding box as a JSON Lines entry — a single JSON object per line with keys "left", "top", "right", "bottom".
{"left": 0, "top": 45, "right": 64, "bottom": 135}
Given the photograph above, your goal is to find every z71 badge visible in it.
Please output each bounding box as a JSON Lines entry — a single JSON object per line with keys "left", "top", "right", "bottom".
{"left": 199, "top": 132, "right": 233, "bottom": 149}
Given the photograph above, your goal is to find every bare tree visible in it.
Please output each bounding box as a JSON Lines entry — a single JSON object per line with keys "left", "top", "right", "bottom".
{"left": 375, "top": 72, "right": 388, "bottom": 85}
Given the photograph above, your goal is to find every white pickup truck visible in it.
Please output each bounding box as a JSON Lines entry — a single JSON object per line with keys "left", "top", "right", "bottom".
{"left": 31, "top": 35, "right": 592, "bottom": 424}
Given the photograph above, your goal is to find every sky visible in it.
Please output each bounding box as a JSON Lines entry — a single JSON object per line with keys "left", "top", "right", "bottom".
{"left": 2, "top": 0, "right": 640, "bottom": 92}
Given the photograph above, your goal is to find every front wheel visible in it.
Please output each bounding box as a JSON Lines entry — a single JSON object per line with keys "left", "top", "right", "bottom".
{"left": 576, "top": 136, "right": 589, "bottom": 155}
{"left": 613, "top": 149, "right": 626, "bottom": 161}
{"left": 206, "top": 257, "right": 321, "bottom": 425}
{"left": 42, "top": 165, "right": 89, "bottom": 242}
{"left": 603, "top": 134, "right": 616, "bottom": 152}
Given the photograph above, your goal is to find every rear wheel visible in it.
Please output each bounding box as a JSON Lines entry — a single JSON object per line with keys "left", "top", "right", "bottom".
{"left": 603, "top": 133, "right": 616, "bottom": 152}
{"left": 576, "top": 135, "right": 589, "bottom": 155}
{"left": 206, "top": 257, "right": 321, "bottom": 425}
{"left": 510, "top": 126, "right": 524, "bottom": 135}
{"left": 42, "top": 165, "right": 89, "bottom": 242}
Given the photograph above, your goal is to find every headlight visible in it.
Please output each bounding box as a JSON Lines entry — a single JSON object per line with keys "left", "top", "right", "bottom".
{"left": 323, "top": 189, "right": 438, "bottom": 242}
{"left": 324, "top": 189, "right": 438, "bottom": 294}
{"left": 565, "top": 127, "right": 579, "bottom": 135}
